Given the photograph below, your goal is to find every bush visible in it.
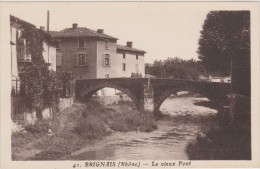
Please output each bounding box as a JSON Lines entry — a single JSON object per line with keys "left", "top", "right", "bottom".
{"left": 74, "top": 115, "right": 110, "bottom": 139}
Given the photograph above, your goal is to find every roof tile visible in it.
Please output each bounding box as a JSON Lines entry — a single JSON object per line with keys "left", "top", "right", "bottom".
{"left": 117, "top": 45, "right": 146, "bottom": 54}
{"left": 52, "top": 27, "right": 118, "bottom": 40}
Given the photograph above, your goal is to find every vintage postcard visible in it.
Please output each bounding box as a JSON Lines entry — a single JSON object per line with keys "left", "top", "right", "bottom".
{"left": 0, "top": 1, "right": 260, "bottom": 169}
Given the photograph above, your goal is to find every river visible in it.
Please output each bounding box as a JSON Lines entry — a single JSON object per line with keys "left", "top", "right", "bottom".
{"left": 67, "top": 96, "right": 218, "bottom": 160}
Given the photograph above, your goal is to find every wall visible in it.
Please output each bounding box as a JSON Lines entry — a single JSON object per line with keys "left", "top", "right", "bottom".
{"left": 57, "top": 38, "right": 97, "bottom": 79}
{"left": 96, "top": 40, "right": 118, "bottom": 78}
{"left": 59, "top": 97, "right": 73, "bottom": 111}
{"left": 116, "top": 52, "right": 145, "bottom": 77}
{"left": 10, "top": 26, "right": 19, "bottom": 79}
{"left": 43, "top": 42, "right": 56, "bottom": 71}
{"left": 10, "top": 26, "right": 21, "bottom": 95}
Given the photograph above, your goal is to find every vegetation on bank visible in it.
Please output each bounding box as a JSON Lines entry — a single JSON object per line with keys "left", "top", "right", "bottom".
{"left": 12, "top": 100, "right": 157, "bottom": 160}
{"left": 185, "top": 105, "right": 251, "bottom": 160}
{"left": 186, "top": 127, "right": 251, "bottom": 160}
{"left": 76, "top": 100, "right": 157, "bottom": 138}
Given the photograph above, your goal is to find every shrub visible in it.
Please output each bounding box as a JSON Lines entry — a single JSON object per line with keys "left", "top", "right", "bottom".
{"left": 74, "top": 115, "right": 110, "bottom": 139}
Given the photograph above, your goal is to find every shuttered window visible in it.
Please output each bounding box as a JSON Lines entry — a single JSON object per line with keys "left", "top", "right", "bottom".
{"left": 123, "top": 63, "right": 126, "bottom": 71}
{"left": 74, "top": 53, "right": 87, "bottom": 66}
{"left": 103, "top": 54, "right": 111, "bottom": 67}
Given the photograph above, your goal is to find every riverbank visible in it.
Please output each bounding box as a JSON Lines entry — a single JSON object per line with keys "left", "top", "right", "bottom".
{"left": 12, "top": 100, "right": 157, "bottom": 160}
{"left": 67, "top": 95, "right": 220, "bottom": 160}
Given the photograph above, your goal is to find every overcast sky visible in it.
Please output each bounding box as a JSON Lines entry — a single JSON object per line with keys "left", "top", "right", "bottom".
{"left": 7, "top": 2, "right": 241, "bottom": 63}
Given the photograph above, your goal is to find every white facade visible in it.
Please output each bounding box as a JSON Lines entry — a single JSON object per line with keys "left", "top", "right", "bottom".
{"left": 116, "top": 53, "right": 145, "bottom": 77}
{"left": 43, "top": 42, "right": 56, "bottom": 71}
{"left": 10, "top": 26, "right": 19, "bottom": 80}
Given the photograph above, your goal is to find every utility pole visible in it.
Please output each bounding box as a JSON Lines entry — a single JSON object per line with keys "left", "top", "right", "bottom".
{"left": 47, "top": 10, "right": 50, "bottom": 33}
{"left": 47, "top": 10, "right": 50, "bottom": 64}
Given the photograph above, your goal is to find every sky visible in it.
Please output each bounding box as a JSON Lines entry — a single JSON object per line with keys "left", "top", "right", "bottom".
{"left": 6, "top": 2, "right": 219, "bottom": 63}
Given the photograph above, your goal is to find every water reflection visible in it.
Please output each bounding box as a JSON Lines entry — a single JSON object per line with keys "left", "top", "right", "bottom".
{"left": 67, "top": 96, "right": 218, "bottom": 160}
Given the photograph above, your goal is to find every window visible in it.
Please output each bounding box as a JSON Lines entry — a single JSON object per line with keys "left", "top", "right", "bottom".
{"left": 78, "top": 39, "right": 85, "bottom": 48}
{"left": 105, "top": 40, "right": 109, "bottom": 49}
{"left": 74, "top": 53, "right": 87, "bottom": 66}
{"left": 103, "top": 54, "right": 111, "bottom": 67}
{"left": 136, "top": 55, "right": 139, "bottom": 60}
{"left": 123, "top": 63, "right": 126, "bottom": 71}
{"left": 105, "top": 74, "right": 109, "bottom": 78}
{"left": 123, "top": 53, "right": 125, "bottom": 59}
{"left": 56, "top": 41, "right": 61, "bottom": 49}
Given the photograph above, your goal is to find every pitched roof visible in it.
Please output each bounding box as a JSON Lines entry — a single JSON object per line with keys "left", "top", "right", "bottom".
{"left": 117, "top": 45, "right": 146, "bottom": 54}
{"left": 10, "top": 15, "right": 55, "bottom": 46}
{"left": 10, "top": 15, "right": 36, "bottom": 28}
{"left": 51, "top": 27, "right": 118, "bottom": 40}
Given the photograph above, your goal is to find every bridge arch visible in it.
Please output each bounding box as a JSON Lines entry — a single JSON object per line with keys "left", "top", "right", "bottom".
{"left": 77, "top": 81, "right": 143, "bottom": 110}
{"left": 149, "top": 79, "right": 230, "bottom": 115}
{"left": 152, "top": 85, "right": 208, "bottom": 113}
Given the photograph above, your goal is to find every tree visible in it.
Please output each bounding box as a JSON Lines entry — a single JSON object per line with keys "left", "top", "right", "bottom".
{"left": 197, "top": 11, "right": 250, "bottom": 76}
{"left": 145, "top": 57, "right": 207, "bottom": 80}
{"left": 12, "top": 15, "right": 61, "bottom": 120}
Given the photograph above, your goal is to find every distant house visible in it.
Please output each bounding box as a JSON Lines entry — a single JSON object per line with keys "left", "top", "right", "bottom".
{"left": 116, "top": 42, "right": 146, "bottom": 77}
{"left": 50, "top": 23, "right": 146, "bottom": 80}
{"left": 209, "top": 76, "right": 231, "bottom": 83}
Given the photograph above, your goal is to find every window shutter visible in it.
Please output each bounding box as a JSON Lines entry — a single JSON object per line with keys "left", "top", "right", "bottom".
{"left": 109, "top": 55, "right": 111, "bottom": 67}
{"left": 85, "top": 54, "right": 88, "bottom": 66}
{"left": 102, "top": 54, "right": 105, "bottom": 66}
{"left": 74, "top": 54, "right": 78, "bottom": 66}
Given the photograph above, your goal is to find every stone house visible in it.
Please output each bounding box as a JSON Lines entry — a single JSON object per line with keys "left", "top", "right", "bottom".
{"left": 51, "top": 23, "right": 146, "bottom": 80}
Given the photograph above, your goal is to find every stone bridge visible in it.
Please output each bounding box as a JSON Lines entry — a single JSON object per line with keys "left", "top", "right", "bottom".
{"left": 75, "top": 78, "right": 231, "bottom": 115}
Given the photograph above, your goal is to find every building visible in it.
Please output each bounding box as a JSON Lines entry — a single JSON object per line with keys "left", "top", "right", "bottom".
{"left": 10, "top": 16, "right": 57, "bottom": 86}
{"left": 116, "top": 42, "right": 146, "bottom": 77}
{"left": 51, "top": 23, "right": 146, "bottom": 80}
{"left": 10, "top": 15, "right": 57, "bottom": 122}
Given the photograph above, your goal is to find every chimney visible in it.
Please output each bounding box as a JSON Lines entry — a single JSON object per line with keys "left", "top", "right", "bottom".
{"left": 40, "top": 26, "right": 45, "bottom": 31}
{"left": 126, "top": 41, "right": 133, "bottom": 48}
{"left": 72, "top": 23, "right": 78, "bottom": 29}
{"left": 97, "top": 29, "right": 104, "bottom": 34}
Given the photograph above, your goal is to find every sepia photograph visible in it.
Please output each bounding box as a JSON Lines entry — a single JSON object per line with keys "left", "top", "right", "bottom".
{"left": 1, "top": 1, "right": 260, "bottom": 168}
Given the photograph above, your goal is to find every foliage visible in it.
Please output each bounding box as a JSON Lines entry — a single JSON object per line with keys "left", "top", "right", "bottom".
{"left": 131, "top": 72, "right": 143, "bottom": 78}
{"left": 12, "top": 16, "right": 61, "bottom": 115}
{"left": 145, "top": 57, "right": 206, "bottom": 80}
{"left": 197, "top": 11, "right": 250, "bottom": 76}
{"left": 58, "top": 72, "right": 73, "bottom": 98}
{"left": 74, "top": 115, "right": 110, "bottom": 139}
